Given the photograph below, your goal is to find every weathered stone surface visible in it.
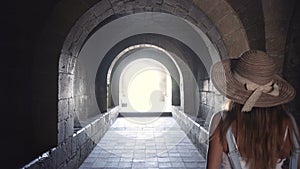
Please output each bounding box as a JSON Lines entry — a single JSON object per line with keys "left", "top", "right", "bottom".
{"left": 54, "top": 144, "right": 68, "bottom": 168}
{"left": 178, "top": 0, "right": 191, "bottom": 11}
{"left": 192, "top": 0, "right": 219, "bottom": 14}
{"left": 58, "top": 73, "right": 74, "bottom": 100}
{"left": 26, "top": 108, "right": 119, "bottom": 169}
{"left": 223, "top": 29, "right": 249, "bottom": 58}
{"left": 58, "top": 121, "right": 66, "bottom": 144}
{"left": 214, "top": 39, "right": 228, "bottom": 59}
{"left": 66, "top": 152, "right": 80, "bottom": 169}
{"left": 172, "top": 107, "right": 208, "bottom": 157}
{"left": 174, "top": 7, "right": 187, "bottom": 18}
{"left": 92, "top": 0, "right": 112, "bottom": 17}
{"left": 58, "top": 99, "right": 69, "bottom": 122}
{"left": 69, "top": 98, "right": 76, "bottom": 118}
{"left": 65, "top": 117, "right": 74, "bottom": 138}
{"left": 161, "top": 3, "right": 175, "bottom": 13}
{"left": 216, "top": 14, "right": 241, "bottom": 37}
{"left": 59, "top": 53, "right": 72, "bottom": 74}
{"left": 207, "top": 0, "right": 232, "bottom": 23}
{"left": 188, "top": 6, "right": 205, "bottom": 24}
{"left": 71, "top": 136, "right": 78, "bottom": 156}
{"left": 207, "top": 26, "right": 221, "bottom": 42}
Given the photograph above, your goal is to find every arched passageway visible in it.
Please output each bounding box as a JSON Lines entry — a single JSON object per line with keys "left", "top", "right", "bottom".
{"left": 61, "top": 8, "right": 225, "bottom": 169}
{"left": 74, "top": 12, "right": 220, "bottom": 128}
{"left": 6, "top": 0, "right": 300, "bottom": 169}
{"left": 105, "top": 44, "right": 182, "bottom": 113}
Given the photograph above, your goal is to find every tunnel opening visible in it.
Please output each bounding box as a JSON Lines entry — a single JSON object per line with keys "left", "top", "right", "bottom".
{"left": 106, "top": 44, "right": 183, "bottom": 118}
{"left": 118, "top": 59, "right": 172, "bottom": 113}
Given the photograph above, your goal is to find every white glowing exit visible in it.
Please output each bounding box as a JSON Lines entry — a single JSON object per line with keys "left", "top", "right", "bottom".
{"left": 119, "top": 59, "right": 172, "bottom": 112}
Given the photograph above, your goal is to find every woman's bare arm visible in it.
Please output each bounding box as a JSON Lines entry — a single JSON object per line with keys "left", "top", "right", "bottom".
{"left": 206, "top": 112, "right": 224, "bottom": 169}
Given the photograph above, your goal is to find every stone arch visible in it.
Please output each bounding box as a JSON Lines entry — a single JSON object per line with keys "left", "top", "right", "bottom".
{"left": 95, "top": 33, "right": 205, "bottom": 114}
{"left": 262, "top": 0, "right": 296, "bottom": 72}
{"left": 56, "top": 0, "right": 249, "bottom": 143}
{"left": 73, "top": 11, "right": 221, "bottom": 127}
{"left": 106, "top": 44, "right": 182, "bottom": 110}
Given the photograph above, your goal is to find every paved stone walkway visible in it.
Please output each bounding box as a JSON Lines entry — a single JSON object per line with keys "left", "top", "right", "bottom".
{"left": 79, "top": 117, "right": 206, "bottom": 169}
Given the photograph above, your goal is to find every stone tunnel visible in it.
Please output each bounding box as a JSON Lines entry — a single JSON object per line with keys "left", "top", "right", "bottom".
{"left": 1, "top": 0, "right": 300, "bottom": 168}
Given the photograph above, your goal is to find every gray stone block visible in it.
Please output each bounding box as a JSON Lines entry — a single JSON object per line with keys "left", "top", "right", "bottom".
{"left": 77, "top": 130, "right": 88, "bottom": 146}
{"left": 57, "top": 162, "right": 66, "bottom": 169}
{"left": 60, "top": 20, "right": 82, "bottom": 57}
{"left": 177, "top": 0, "right": 191, "bottom": 11}
{"left": 161, "top": 3, "right": 175, "bottom": 13}
{"left": 58, "top": 99, "right": 69, "bottom": 122}
{"left": 68, "top": 98, "right": 75, "bottom": 117}
{"left": 216, "top": 14, "right": 241, "bottom": 37}
{"left": 135, "top": 0, "right": 147, "bottom": 8}
{"left": 174, "top": 7, "right": 187, "bottom": 18}
{"left": 151, "top": 0, "right": 163, "bottom": 4}
{"left": 145, "top": 6, "right": 153, "bottom": 11}
{"left": 41, "top": 156, "right": 56, "bottom": 169}
{"left": 92, "top": 132, "right": 102, "bottom": 143}
{"left": 188, "top": 6, "right": 205, "bottom": 24}
{"left": 67, "top": 56, "right": 77, "bottom": 75}
{"left": 66, "top": 152, "right": 80, "bottom": 169}
{"left": 164, "top": 0, "right": 178, "bottom": 6}
{"left": 58, "top": 73, "right": 74, "bottom": 100}
{"left": 71, "top": 136, "right": 79, "bottom": 156}
{"left": 54, "top": 145, "right": 68, "bottom": 168}
{"left": 92, "top": 0, "right": 112, "bottom": 17}
{"left": 79, "top": 142, "right": 92, "bottom": 163}
{"left": 198, "top": 21, "right": 210, "bottom": 34}
{"left": 59, "top": 53, "right": 72, "bottom": 74}
{"left": 68, "top": 30, "right": 89, "bottom": 57}
{"left": 97, "top": 8, "right": 114, "bottom": 22}
{"left": 85, "top": 124, "right": 93, "bottom": 138}
{"left": 58, "top": 121, "right": 66, "bottom": 144}
{"left": 184, "top": 15, "right": 197, "bottom": 25}
{"left": 112, "top": 3, "right": 126, "bottom": 14}
{"left": 206, "top": 92, "right": 215, "bottom": 106}
{"left": 207, "top": 26, "right": 221, "bottom": 41}
{"left": 66, "top": 117, "right": 74, "bottom": 138}
{"left": 63, "top": 138, "right": 72, "bottom": 159}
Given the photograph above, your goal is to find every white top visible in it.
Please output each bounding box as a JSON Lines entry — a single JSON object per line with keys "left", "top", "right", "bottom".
{"left": 221, "top": 154, "right": 285, "bottom": 169}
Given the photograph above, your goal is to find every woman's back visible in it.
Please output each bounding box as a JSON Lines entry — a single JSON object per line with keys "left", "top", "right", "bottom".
{"left": 220, "top": 103, "right": 295, "bottom": 169}
{"left": 207, "top": 50, "right": 298, "bottom": 169}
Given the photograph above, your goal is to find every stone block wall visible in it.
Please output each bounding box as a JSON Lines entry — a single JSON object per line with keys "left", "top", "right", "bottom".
{"left": 172, "top": 106, "right": 209, "bottom": 158}
{"left": 197, "top": 79, "right": 225, "bottom": 130}
{"left": 22, "top": 108, "right": 119, "bottom": 169}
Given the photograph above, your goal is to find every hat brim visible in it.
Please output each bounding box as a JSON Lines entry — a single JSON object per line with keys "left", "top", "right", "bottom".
{"left": 211, "top": 60, "right": 296, "bottom": 107}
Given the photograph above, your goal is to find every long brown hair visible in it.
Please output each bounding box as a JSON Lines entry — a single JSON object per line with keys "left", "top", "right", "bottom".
{"left": 220, "top": 101, "right": 297, "bottom": 169}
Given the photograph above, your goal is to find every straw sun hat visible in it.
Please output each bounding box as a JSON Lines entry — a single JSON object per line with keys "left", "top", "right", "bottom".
{"left": 211, "top": 50, "right": 296, "bottom": 112}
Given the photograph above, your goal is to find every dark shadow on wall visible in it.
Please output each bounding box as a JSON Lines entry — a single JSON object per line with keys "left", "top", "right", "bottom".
{"left": 0, "top": 0, "right": 60, "bottom": 168}
{"left": 284, "top": 0, "right": 300, "bottom": 125}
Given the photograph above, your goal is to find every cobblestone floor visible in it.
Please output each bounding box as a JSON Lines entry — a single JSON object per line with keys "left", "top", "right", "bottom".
{"left": 79, "top": 117, "right": 206, "bottom": 169}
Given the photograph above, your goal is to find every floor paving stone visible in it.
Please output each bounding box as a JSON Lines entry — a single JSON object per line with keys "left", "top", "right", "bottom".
{"left": 79, "top": 117, "right": 206, "bottom": 169}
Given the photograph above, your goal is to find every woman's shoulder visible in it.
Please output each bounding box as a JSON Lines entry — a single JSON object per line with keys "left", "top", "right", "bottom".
{"left": 209, "top": 111, "right": 224, "bottom": 136}
{"left": 210, "top": 111, "right": 224, "bottom": 126}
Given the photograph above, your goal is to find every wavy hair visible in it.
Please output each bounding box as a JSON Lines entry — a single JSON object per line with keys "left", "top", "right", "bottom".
{"left": 220, "top": 101, "right": 297, "bottom": 169}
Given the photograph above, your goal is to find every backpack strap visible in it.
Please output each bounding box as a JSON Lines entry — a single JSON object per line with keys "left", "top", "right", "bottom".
{"left": 222, "top": 112, "right": 243, "bottom": 169}
{"left": 287, "top": 113, "right": 300, "bottom": 169}
{"left": 226, "top": 126, "right": 243, "bottom": 169}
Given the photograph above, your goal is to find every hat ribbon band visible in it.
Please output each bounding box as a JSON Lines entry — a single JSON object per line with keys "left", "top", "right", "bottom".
{"left": 233, "top": 73, "right": 279, "bottom": 112}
